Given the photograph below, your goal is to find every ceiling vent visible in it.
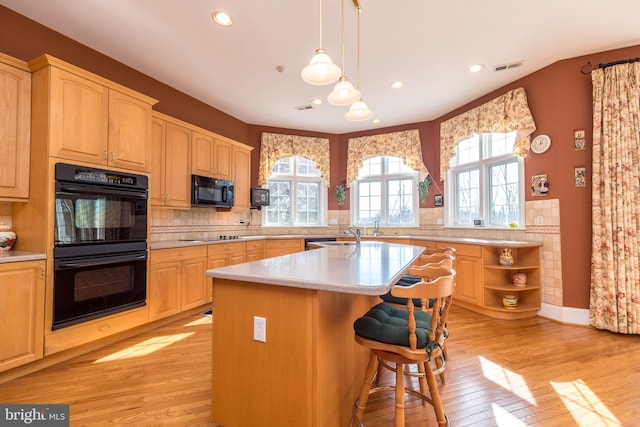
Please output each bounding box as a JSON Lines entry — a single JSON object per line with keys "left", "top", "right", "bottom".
{"left": 494, "top": 60, "right": 524, "bottom": 72}
{"left": 295, "top": 104, "right": 314, "bottom": 111}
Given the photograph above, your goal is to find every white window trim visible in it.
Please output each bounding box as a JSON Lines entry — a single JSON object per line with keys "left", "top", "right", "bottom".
{"left": 445, "top": 135, "right": 525, "bottom": 229}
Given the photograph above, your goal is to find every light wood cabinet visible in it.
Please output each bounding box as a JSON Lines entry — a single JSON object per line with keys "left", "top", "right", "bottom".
{"left": 0, "top": 54, "right": 31, "bottom": 201}
{"left": 245, "top": 240, "right": 266, "bottom": 262}
{"left": 191, "top": 131, "right": 232, "bottom": 180}
{"left": 149, "top": 246, "right": 208, "bottom": 320}
{"left": 207, "top": 242, "right": 247, "bottom": 302}
{"left": 29, "top": 54, "right": 157, "bottom": 173}
{"left": 0, "top": 260, "right": 45, "bottom": 372}
{"left": 150, "top": 113, "right": 191, "bottom": 208}
{"left": 232, "top": 144, "right": 252, "bottom": 212}
{"left": 436, "top": 242, "right": 483, "bottom": 306}
{"left": 266, "top": 239, "right": 304, "bottom": 258}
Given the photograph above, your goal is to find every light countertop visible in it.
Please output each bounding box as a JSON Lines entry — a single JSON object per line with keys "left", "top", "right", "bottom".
{"left": 0, "top": 251, "right": 47, "bottom": 263}
{"left": 206, "top": 241, "right": 425, "bottom": 295}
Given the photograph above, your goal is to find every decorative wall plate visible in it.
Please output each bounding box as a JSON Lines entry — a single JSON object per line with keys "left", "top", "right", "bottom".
{"left": 531, "top": 134, "right": 551, "bottom": 154}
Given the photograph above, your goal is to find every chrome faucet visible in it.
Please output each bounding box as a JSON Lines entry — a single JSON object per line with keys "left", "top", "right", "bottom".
{"left": 344, "top": 225, "right": 361, "bottom": 245}
{"left": 373, "top": 221, "right": 381, "bottom": 236}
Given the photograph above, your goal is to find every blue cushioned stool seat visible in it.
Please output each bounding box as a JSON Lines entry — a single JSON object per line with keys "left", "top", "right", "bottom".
{"left": 354, "top": 302, "right": 433, "bottom": 349}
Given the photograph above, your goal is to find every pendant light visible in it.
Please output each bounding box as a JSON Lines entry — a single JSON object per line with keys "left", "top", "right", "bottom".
{"left": 327, "top": 0, "right": 360, "bottom": 105}
{"left": 301, "top": 0, "right": 341, "bottom": 85}
{"left": 345, "top": 3, "right": 373, "bottom": 121}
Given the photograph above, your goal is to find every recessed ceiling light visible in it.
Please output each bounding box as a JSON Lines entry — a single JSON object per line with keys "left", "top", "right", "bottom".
{"left": 311, "top": 98, "right": 323, "bottom": 105}
{"left": 212, "top": 11, "right": 233, "bottom": 27}
{"left": 467, "top": 64, "right": 484, "bottom": 73}
{"left": 390, "top": 81, "right": 404, "bottom": 89}
{"left": 372, "top": 118, "right": 381, "bottom": 124}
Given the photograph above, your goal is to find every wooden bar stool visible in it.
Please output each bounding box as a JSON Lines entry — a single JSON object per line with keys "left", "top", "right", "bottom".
{"left": 352, "top": 265, "right": 456, "bottom": 427}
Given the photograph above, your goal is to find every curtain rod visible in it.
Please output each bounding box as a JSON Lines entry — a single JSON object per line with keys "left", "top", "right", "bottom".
{"left": 581, "top": 57, "right": 640, "bottom": 74}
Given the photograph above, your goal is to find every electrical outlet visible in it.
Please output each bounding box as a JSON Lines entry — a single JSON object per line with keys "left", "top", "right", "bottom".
{"left": 253, "top": 316, "right": 266, "bottom": 342}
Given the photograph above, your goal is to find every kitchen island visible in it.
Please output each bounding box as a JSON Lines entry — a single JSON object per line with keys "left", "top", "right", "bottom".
{"left": 206, "top": 241, "right": 425, "bottom": 427}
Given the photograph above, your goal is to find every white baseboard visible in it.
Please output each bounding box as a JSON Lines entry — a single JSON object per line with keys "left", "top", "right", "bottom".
{"left": 538, "top": 303, "right": 590, "bottom": 326}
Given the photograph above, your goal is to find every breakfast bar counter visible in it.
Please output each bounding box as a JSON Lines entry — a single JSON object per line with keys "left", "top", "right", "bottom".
{"left": 206, "top": 241, "right": 424, "bottom": 427}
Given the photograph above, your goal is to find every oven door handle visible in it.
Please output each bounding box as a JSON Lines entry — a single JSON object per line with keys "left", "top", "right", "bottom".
{"left": 57, "top": 183, "right": 148, "bottom": 199}
{"left": 56, "top": 253, "right": 147, "bottom": 269}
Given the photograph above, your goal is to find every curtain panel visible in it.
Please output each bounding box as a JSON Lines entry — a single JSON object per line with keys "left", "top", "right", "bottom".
{"left": 439, "top": 87, "right": 537, "bottom": 179}
{"left": 590, "top": 62, "right": 640, "bottom": 334}
{"left": 258, "top": 132, "right": 331, "bottom": 187}
{"left": 346, "top": 129, "right": 429, "bottom": 187}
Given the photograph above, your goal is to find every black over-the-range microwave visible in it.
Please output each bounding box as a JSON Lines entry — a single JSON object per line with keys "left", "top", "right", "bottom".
{"left": 191, "top": 175, "right": 234, "bottom": 207}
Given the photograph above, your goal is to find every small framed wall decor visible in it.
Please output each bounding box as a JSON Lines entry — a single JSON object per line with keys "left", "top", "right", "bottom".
{"left": 575, "top": 167, "right": 586, "bottom": 187}
{"left": 434, "top": 194, "right": 444, "bottom": 206}
{"left": 574, "top": 130, "right": 586, "bottom": 150}
{"left": 531, "top": 174, "right": 549, "bottom": 196}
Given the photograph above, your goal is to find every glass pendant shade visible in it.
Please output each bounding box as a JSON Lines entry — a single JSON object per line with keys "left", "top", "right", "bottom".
{"left": 328, "top": 78, "right": 361, "bottom": 105}
{"left": 301, "top": 48, "right": 342, "bottom": 85}
{"left": 345, "top": 99, "right": 374, "bottom": 121}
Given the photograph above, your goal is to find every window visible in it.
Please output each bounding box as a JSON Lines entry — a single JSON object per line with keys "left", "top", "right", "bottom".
{"left": 263, "top": 156, "right": 326, "bottom": 226}
{"left": 446, "top": 132, "right": 524, "bottom": 228}
{"left": 351, "top": 156, "right": 419, "bottom": 227}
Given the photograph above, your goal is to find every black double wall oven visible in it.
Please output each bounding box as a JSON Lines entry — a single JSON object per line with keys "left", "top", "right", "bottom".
{"left": 53, "top": 163, "right": 148, "bottom": 330}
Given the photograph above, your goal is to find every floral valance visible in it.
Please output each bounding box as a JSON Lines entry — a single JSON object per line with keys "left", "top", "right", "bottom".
{"left": 439, "top": 87, "right": 536, "bottom": 179}
{"left": 346, "top": 129, "right": 429, "bottom": 187}
{"left": 258, "top": 132, "right": 331, "bottom": 187}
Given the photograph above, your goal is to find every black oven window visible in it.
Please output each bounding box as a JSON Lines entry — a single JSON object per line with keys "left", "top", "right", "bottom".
{"left": 74, "top": 265, "right": 134, "bottom": 301}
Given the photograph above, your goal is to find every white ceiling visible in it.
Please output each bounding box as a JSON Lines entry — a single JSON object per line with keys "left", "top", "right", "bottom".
{"left": 3, "top": 0, "right": 640, "bottom": 134}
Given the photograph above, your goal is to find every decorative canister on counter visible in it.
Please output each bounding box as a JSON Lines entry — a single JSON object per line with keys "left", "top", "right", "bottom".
{"left": 512, "top": 272, "right": 527, "bottom": 287}
{"left": 498, "top": 248, "right": 514, "bottom": 266}
{"left": 502, "top": 294, "right": 518, "bottom": 309}
{"left": 0, "top": 222, "right": 16, "bottom": 251}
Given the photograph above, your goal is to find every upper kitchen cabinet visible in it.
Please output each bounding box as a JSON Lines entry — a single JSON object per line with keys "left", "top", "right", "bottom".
{"left": 191, "top": 130, "right": 233, "bottom": 180}
{"left": 150, "top": 112, "right": 192, "bottom": 209}
{"left": 232, "top": 144, "right": 253, "bottom": 212}
{"left": 0, "top": 53, "right": 31, "bottom": 201}
{"left": 29, "top": 54, "right": 157, "bottom": 173}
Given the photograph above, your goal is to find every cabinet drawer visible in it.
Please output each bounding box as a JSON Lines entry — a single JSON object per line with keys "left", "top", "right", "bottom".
{"left": 436, "top": 242, "right": 482, "bottom": 257}
{"left": 208, "top": 241, "right": 246, "bottom": 256}
{"left": 246, "top": 240, "right": 266, "bottom": 252}
{"left": 151, "top": 246, "right": 207, "bottom": 264}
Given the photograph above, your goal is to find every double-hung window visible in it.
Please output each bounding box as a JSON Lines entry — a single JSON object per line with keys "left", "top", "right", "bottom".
{"left": 351, "top": 156, "right": 419, "bottom": 227}
{"left": 263, "top": 156, "right": 326, "bottom": 227}
{"left": 446, "top": 132, "right": 524, "bottom": 228}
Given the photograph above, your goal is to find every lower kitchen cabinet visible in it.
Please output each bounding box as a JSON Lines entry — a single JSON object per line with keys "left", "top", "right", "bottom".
{"left": 207, "top": 242, "right": 247, "bottom": 302}
{"left": 245, "top": 240, "right": 266, "bottom": 262}
{"left": 149, "top": 246, "right": 208, "bottom": 320}
{"left": 0, "top": 260, "right": 45, "bottom": 372}
{"left": 265, "top": 239, "right": 304, "bottom": 258}
{"left": 436, "top": 242, "right": 483, "bottom": 306}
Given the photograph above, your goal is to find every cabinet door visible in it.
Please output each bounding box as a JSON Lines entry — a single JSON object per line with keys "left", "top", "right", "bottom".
{"left": 164, "top": 122, "right": 191, "bottom": 208}
{"left": 266, "top": 239, "right": 304, "bottom": 258}
{"left": 453, "top": 255, "right": 483, "bottom": 305}
{"left": 0, "top": 261, "right": 45, "bottom": 372}
{"left": 149, "top": 261, "right": 182, "bottom": 321}
{"left": 232, "top": 145, "right": 252, "bottom": 211}
{"left": 181, "top": 257, "right": 208, "bottom": 310}
{"left": 49, "top": 67, "right": 109, "bottom": 165}
{"left": 213, "top": 138, "right": 232, "bottom": 180}
{"left": 108, "top": 89, "right": 152, "bottom": 172}
{"left": 149, "top": 117, "right": 166, "bottom": 206}
{"left": 0, "top": 61, "right": 31, "bottom": 200}
{"left": 192, "top": 131, "right": 215, "bottom": 177}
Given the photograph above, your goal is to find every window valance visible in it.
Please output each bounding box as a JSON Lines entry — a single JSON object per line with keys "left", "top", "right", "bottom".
{"left": 439, "top": 87, "right": 536, "bottom": 179}
{"left": 258, "top": 132, "right": 331, "bottom": 187}
{"left": 346, "top": 129, "right": 429, "bottom": 187}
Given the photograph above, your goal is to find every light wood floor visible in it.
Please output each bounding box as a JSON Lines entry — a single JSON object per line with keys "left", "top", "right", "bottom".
{"left": 1, "top": 306, "right": 638, "bottom": 426}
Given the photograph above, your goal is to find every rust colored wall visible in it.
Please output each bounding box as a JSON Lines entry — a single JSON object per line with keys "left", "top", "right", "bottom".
{"left": 0, "top": 6, "right": 248, "bottom": 144}
{"left": 4, "top": 4, "right": 640, "bottom": 309}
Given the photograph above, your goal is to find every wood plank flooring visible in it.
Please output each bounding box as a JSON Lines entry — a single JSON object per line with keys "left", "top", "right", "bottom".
{"left": 1, "top": 306, "right": 639, "bottom": 426}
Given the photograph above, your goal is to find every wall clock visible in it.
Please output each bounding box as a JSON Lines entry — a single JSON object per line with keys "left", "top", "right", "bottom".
{"left": 531, "top": 134, "right": 551, "bottom": 154}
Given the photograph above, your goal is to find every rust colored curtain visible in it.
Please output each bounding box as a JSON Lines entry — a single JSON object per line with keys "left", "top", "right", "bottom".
{"left": 590, "top": 62, "right": 640, "bottom": 334}
{"left": 258, "top": 132, "right": 330, "bottom": 187}
{"left": 439, "top": 87, "right": 536, "bottom": 179}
